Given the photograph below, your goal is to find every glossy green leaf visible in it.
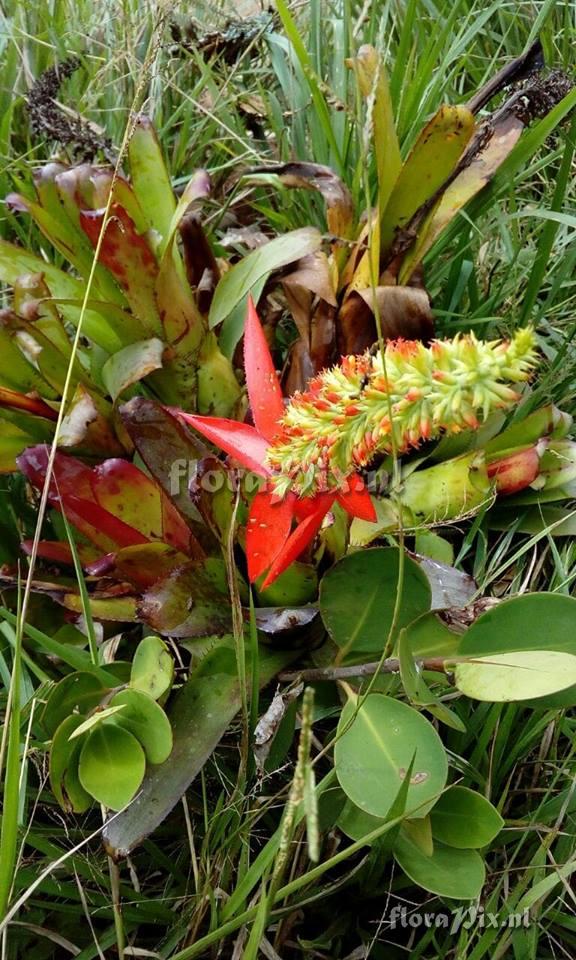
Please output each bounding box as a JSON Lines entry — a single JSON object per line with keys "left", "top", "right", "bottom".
{"left": 319, "top": 547, "right": 431, "bottom": 656}
{"left": 415, "top": 529, "right": 454, "bottom": 566}
{"left": 209, "top": 227, "right": 322, "bottom": 330}
{"left": 338, "top": 800, "right": 386, "bottom": 843}
{"left": 79, "top": 724, "right": 146, "bottom": 811}
{"left": 486, "top": 404, "right": 570, "bottom": 455}
{"left": 394, "top": 828, "right": 485, "bottom": 900}
{"left": 0, "top": 239, "right": 126, "bottom": 353}
{"left": 60, "top": 594, "right": 138, "bottom": 622}
{"left": 402, "top": 815, "right": 434, "bottom": 857}
{"left": 255, "top": 562, "right": 318, "bottom": 607}
{"left": 109, "top": 689, "right": 173, "bottom": 764}
{"left": 430, "top": 786, "right": 504, "bottom": 848}
{"left": 49, "top": 715, "right": 92, "bottom": 813}
{"left": 6, "top": 185, "right": 120, "bottom": 302}
{"left": 454, "top": 650, "right": 576, "bottom": 702}
{"left": 334, "top": 693, "right": 447, "bottom": 819}
{"left": 0, "top": 326, "right": 57, "bottom": 397}
{"left": 127, "top": 116, "right": 176, "bottom": 241}
{"left": 41, "top": 672, "right": 108, "bottom": 737}
{"left": 196, "top": 331, "right": 242, "bottom": 416}
{"left": 458, "top": 594, "right": 576, "bottom": 656}
{"left": 400, "top": 612, "right": 461, "bottom": 659}
{"left": 156, "top": 241, "right": 204, "bottom": 352}
{"left": 398, "top": 625, "right": 433, "bottom": 704}
{"left": 349, "top": 497, "right": 399, "bottom": 546}
{"left": 130, "top": 635, "right": 174, "bottom": 700}
{"left": 0, "top": 424, "right": 36, "bottom": 473}
{"left": 400, "top": 452, "right": 492, "bottom": 525}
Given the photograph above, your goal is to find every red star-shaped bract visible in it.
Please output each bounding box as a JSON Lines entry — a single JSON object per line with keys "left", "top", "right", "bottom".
{"left": 174, "top": 299, "right": 376, "bottom": 588}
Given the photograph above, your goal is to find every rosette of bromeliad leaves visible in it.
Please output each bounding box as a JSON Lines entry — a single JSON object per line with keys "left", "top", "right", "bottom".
{"left": 0, "top": 42, "right": 572, "bottom": 466}
{"left": 0, "top": 116, "right": 242, "bottom": 472}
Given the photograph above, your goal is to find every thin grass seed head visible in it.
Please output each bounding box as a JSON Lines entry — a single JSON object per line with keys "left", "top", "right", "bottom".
{"left": 266, "top": 328, "right": 538, "bottom": 496}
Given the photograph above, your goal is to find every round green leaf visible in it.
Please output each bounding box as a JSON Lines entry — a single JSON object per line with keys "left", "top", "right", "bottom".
{"left": 334, "top": 693, "right": 447, "bottom": 819}
{"left": 415, "top": 529, "right": 454, "bottom": 566}
{"left": 338, "top": 800, "right": 386, "bottom": 842}
{"left": 320, "top": 548, "right": 431, "bottom": 656}
{"left": 394, "top": 828, "right": 485, "bottom": 899}
{"left": 78, "top": 724, "right": 146, "bottom": 811}
{"left": 42, "top": 672, "right": 108, "bottom": 737}
{"left": 256, "top": 562, "right": 318, "bottom": 607}
{"left": 110, "top": 689, "right": 173, "bottom": 764}
{"left": 49, "top": 715, "right": 92, "bottom": 813}
{"left": 130, "top": 635, "right": 174, "bottom": 701}
{"left": 430, "top": 786, "right": 504, "bottom": 848}
{"left": 454, "top": 650, "right": 576, "bottom": 702}
{"left": 458, "top": 593, "right": 576, "bottom": 656}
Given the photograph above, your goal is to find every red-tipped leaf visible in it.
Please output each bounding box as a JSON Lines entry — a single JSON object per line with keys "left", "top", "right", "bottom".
{"left": 17, "top": 445, "right": 191, "bottom": 553}
{"left": 243, "top": 297, "right": 284, "bottom": 442}
{"left": 21, "top": 539, "right": 101, "bottom": 565}
{"left": 0, "top": 387, "right": 58, "bottom": 422}
{"left": 172, "top": 411, "right": 271, "bottom": 476}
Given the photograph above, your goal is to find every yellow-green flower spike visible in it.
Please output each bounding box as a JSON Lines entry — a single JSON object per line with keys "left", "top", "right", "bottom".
{"left": 266, "top": 328, "right": 537, "bottom": 496}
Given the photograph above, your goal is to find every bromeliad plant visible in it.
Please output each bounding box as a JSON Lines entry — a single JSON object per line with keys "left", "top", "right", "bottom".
{"left": 2, "top": 41, "right": 570, "bottom": 477}
{"left": 15, "top": 300, "right": 576, "bottom": 613}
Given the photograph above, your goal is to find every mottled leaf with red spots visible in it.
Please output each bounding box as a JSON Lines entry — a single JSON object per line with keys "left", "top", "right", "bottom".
{"left": 17, "top": 445, "right": 192, "bottom": 554}
{"left": 137, "top": 560, "right": 231, "bottom": 637}
{"left": 85, "top": 543, "right": 189, "bottom": 590}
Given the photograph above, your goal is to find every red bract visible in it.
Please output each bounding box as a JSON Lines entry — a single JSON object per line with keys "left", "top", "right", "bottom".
{"left": 173, "top": 298, "right": 376, "bottom": 588}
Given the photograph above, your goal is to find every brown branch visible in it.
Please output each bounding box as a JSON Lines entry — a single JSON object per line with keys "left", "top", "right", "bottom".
{"left": 278, "top": 657, "right": 448, "bottom": 683}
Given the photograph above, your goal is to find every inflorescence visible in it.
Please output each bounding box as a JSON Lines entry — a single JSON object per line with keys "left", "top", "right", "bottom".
{"left": 266, "top": 328, "right": 537, "bottom": 496}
